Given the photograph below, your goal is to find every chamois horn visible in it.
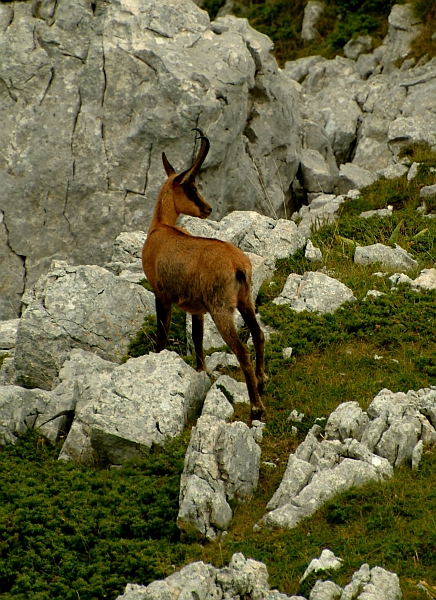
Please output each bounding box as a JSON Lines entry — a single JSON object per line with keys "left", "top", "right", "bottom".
{"left": 176, "top": 128, "right": 210, "bottom": 184}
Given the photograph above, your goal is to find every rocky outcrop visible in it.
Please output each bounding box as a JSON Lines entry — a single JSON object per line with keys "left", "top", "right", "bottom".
{"left": 264, "top": 387, "right": 436, "bottom": 529}
{"left": 0, "top": 0, "right": 301, "bottom": 319}
{"left": 58, "top": 349, "right": 210, "bottom": 465}
{"left": 354, "top": 243, "right": 418, "bottom": 270}
{"left": 273, "top": 271, "right": 356, "bottom": 314}
{"left": 0, "top": 347, "right": 210, "bottom": 464}
{"left": 115, "top": 551, "right": 402, "bottom": 600}
{"left": 14, "top": 261, "right": 155, "bottom": 390}
{"left": 178, "top": 381, "right": 261, "bottom": 539}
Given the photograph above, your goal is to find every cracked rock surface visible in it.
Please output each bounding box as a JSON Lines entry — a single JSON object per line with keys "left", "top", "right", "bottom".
{"left": 58, "top": 349, "right": 210, "bottom": 465}
{"left": 2, "top": 347, "right": 210, "bottom": 464}
{"left": 273, "top": 271, "right": 356, "bottom": 314}
{"left": 14, "top": 260, "right": 155, "bottom": 390}
{"left": 0, "top": 0, "right": 301, "bottom": 317}
{"left": 178, "top": 384, "right": 260, "bottom": 539}
{"left": 265, "top": 388, "right": 436, "bottom": 529}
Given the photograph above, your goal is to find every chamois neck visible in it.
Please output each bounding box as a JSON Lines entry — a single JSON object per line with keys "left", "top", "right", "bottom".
{"left": 149, "top": 189, "right": 179, "bottom": 231}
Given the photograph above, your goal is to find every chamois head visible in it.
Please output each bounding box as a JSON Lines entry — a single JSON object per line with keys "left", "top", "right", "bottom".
{"left": 161, "top": 128, "right": 212, "bottom": 219}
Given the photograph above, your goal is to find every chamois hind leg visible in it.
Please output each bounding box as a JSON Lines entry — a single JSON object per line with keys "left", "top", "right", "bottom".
{"left": 192, "top": 313, "right": 206, "bottom": 372}
{"left": 237, "top": 298, "right": 266, "bottom": 394}
{"left": 210, "top": 307, "right": 265, "bottom": 422}
{"left": 155, "top": 297, "right": 172, "bottom": 352}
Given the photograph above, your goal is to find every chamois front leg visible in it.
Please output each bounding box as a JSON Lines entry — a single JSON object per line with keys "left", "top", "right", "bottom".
{"left": 210, "top": 307, "right": 265, "bottom": 422}
{"left": 192, "top": 313, "right": 206, "bottom": 372}
{"left": 238, "top": 299, "right": 266, "bottom": 394}
{"left": 155, "top": 297, "right": 172, "bottom": 352}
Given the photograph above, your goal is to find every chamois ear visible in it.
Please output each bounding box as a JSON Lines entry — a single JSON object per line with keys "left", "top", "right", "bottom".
{"left": 162, "top": 152, "right": 176, "bottom": 176}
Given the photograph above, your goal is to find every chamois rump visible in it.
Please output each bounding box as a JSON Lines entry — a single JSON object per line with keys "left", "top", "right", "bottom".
{"left": 142, "top": 129, "right": 266, "bottom": 421}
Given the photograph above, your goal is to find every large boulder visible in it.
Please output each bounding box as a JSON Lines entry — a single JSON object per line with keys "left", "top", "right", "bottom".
{"left": 178, "top": 388, "right": 261, "bottom": 539}
{"left": 14, "top": 261, "right": 155, "bottom": 390}
{"left": 273, "top": 271, "right": 356, "bottom": 314}
{"left": 58, "top": 349, "right": 210, "bottom": 465}
{"left": 354, "top": 243, "right": 418, "bottom": 270}
{"left": 0, "top": 0, "right": 301, "bottom": 319}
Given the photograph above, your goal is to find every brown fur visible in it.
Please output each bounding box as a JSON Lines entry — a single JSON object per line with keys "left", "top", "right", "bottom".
{"left": 142, "top": 133, "right": 266, "bottom": 421}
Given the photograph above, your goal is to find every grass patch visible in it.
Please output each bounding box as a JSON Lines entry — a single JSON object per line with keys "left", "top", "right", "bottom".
{"left": 0, "top": 430, "right": 200, "bottom": 600}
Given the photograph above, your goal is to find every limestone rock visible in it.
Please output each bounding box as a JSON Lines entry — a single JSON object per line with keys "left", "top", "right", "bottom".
{"left": 354, "top": 243, "right": 418, "bottom": 270}
{"left": 59, "top": 349, "right": 210, "bottom": 465}
{"left": 13, "top": 261, "right": 155, "bottom": 390}
{"left": 338, "top": 164, "right": 379, "bottom": 194}
{"left": 294, "top": 195, "right": 346, "bottom": 238}
{"left": 300, "top": 149, "right": 338, "bottom": 194}
{"left": 284, "top": 56, "right": 326, "bottom": 84}
{"left": 116, "top": 554, "right": 270, "bottom": 600}
{"left": 343, "top": 35, "right": 372, "bottom": 61}
{"left": 412, "top": 268, "right": 436, "bottom": 290}
{"left": 325, "top": 402, "right": 369, "bottom": 442}
{"left": 420, "top": 184, "right": 436, "bottom": 198}
{"left": 273, "top": 271, "right": 356, "bottom": 314}
{"left": 0, "top": 383, "right": 76, "bottom": 447}
{"left": 301, "top": 1, "right": 324, "bottom": 43}
{"left": 381, "top": 3, "right": 423, "bottom": 72}
{"left": 0, "top": 0, "right": 301, "bottom": 316}
{"left": 301, "top": 550, "right": 343, "bottom": 582}
{"left": 178, "top": 414, "right": 260, "bottom": 539}
{"left": 305, "top": 240, "right": 323, "bottom": 262}
{"left": 104, "top": 230, "right": 147, "bottom": 282}
{"left": 0, "top": 212, "right": 25, "bottom": 319}
{"left": 309, "top": 580, "right": 342, "bottom": 600}
{"left": 0, "top": 318, "right": 19, "bottom": 350}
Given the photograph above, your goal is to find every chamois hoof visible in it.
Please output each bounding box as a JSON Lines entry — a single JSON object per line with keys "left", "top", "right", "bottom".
{"left": 250, "top": 406, "right": 265, "bottom": 423}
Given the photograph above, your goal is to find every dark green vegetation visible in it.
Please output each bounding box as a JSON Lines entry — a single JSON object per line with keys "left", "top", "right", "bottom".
{"left": 0, "top": 431, "right": 198, "bottom": 600}
{"left": 202, "top": 0, "right": 435, "bottom": 65}
{"left": 2, "top": 143, "right": 436, "bottom": 599}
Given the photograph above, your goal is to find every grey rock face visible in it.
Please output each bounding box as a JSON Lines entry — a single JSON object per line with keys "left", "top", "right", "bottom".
{"left": 309, "top": 580, "right": 342, "bottom": 600}
{"left": 420, "top": 184, "right": 436, "bottom": 198}
{"left": 0, "top": 383, "right": 75, "bottom": 446}
{"left": 58, "top": 349, "right": 210, "bottom": 465}
{"left": 0, "top": 318, "right": 19, "bottom": 350}
{"left": 305, "top": 240, "right": 323, "bottom": 262}
{"left": 301, "top": 550, "right": 343, "bottom": 582}
{"left": 180, "top": 211, "right": 305, "bottom": 264}
{"left": 284, "top": 56, "right": 326, "bottom": 83}
{"left": 354, "top": 243, "right": 418, "bottom": 270}
{"left": 0, "top": 0, "right": 301, "bottom": 317}
{"left": 343, "top": 35, "right": 372, "bottom": 61}
{"left": 273, "top": 271, "right": 356, "bottom": 314}
{"left": 264, "top": 386, "right": 436, "bottom": 530}
{"left": 13, "top": 260, "right": 155, "bottom": 390}
{"left": 104, "top": 231, "right": 147, "bottom": 282}
{"left": 178, "top": 411, "right": 260, "bottom": 539}
{"left": 338, "top": 164, "right": 379, "bottom": 194}
{"left": 293, "top": 194, "right": 347, "bottom": 238}
{"left": 301, "top": 1, "right": 325, "bottom": 42}
{"left": 300, "top": 149, "right": 338, "bottom": 194}
{"left": 0, "top": 212, "right": 25, "bottom": 319}
{"left": 381, "top": 3, "right": 423, "bottom": 72}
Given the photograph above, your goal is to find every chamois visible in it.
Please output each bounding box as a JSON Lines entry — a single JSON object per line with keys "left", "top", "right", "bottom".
{"left": 142, "top": 129, "right": 266, "bottom": 421}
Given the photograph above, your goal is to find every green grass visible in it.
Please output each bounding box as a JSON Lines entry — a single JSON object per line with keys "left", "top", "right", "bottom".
{"left": 0, "top": 431, "right": 200, "bottom": 600}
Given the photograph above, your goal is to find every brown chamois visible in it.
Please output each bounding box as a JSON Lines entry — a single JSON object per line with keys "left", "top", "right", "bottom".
{"left": 142, "top": 129, "right": 266, "bottom": 421}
